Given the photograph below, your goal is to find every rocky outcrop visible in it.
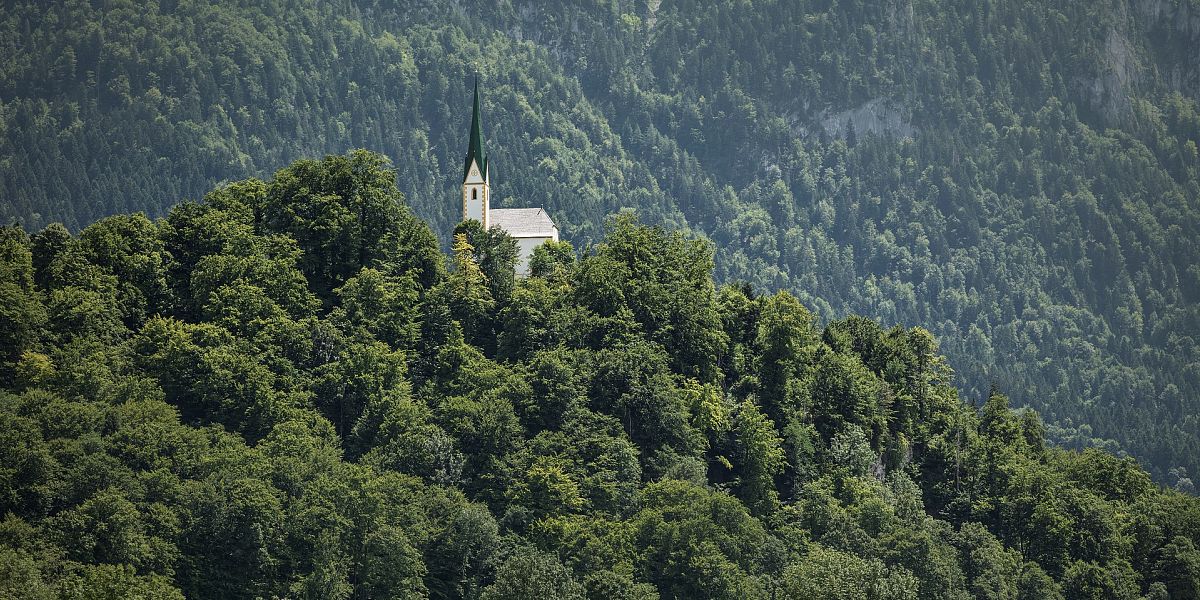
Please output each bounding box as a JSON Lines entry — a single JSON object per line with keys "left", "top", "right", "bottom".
{"left": 1136, "top": 0, "right": 1200, "bottom": 38}
{"left": 816, "top": 98, "right": 918, "bottom": 141}
{"left": 1075, "top": 29, "right": 1141, "bottom": 126}
{"left": 1135, "top": 0, "right": 1200, "bottom": 96}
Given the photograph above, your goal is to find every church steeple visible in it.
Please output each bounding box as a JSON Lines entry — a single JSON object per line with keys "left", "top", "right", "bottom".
{"left": 451, "top": 76, "right": 560, "bottom": 276}
{"left": 461, "top": 77, "right": 490, "bottom": 227}
{"left": 463, "top": 77, "right": 487, "bottom": 183}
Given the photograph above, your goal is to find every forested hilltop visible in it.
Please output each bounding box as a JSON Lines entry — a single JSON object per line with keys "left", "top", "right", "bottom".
{"left": 2, "top": 151, "right": 1199, "bottom": 598}
{"left": 1, "top": 2, "right": 1199, "bottom": 483}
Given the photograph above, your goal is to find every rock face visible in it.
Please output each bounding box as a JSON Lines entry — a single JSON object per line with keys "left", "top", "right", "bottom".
{"left": 1135, "top": 0, "right": 1200, "bottom": 96}
{"left": 817, "top": 98, "right": 918, "bottom": 142}
{"left": 1076, "top": 30, "right": 1141, "bottom": 126}
{"left": 1078, "top": 0, "right": 1200, "bottom": 126}
{"left": 1137, "top": 0, "right": 1200, "bottom": 38}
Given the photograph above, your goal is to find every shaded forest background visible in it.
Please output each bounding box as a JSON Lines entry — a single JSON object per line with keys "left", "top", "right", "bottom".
{"left": 1, "top": 0, "right": 1198, "bottom": 483}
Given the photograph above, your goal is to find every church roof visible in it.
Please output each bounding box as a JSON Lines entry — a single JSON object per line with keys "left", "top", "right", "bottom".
{"left": 463, "top": 78, "right": 487, "bottom": 182}
{"left": 490, "top": 208, "right": 558, "bottom": 238}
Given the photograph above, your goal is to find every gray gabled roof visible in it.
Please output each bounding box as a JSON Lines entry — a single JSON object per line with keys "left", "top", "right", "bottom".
{"left": 490, "top": 208, "right": 558, "bottom": 238}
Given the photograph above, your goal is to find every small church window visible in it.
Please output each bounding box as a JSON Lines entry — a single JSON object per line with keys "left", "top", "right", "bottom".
{"left": 472, "top": 188, "right": 478, "bottom": 200}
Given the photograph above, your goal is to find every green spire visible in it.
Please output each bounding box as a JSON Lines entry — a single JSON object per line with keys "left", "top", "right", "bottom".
{"left": 463, "top": 77, "right": 487, "bottom": 182}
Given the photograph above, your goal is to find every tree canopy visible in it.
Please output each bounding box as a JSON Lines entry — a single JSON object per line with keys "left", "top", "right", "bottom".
{"left": 0, "top": 151, "right": 1197, "bottom": 597}
{"left": 1, "top": 0, "right": 1197, "bottom": 485}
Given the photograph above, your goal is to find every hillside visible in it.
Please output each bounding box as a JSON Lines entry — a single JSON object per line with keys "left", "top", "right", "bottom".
{"left": 1, "top": 0, "right": 1198, "bottom": 483}
{"left": 2, "top": 152, "right": 1199, "bottom": 598}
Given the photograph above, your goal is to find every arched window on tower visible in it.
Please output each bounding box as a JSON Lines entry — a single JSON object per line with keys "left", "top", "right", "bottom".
{"left": 472, "top": 188, "right": 478, "bottom": 200}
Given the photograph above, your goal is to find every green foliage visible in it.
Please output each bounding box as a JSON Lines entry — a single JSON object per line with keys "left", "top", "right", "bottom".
{"left": 528, "top": 239, "right": 576, "bottom": 280}
{"left": 733, "top": 399, "right": 785, "bottom": 517}
{"left": 481, "top": 550, "right": 585, "bottom": 600}
{"left": 454, "top": 219, "right": 518, "bottom": 309}
{"left": 1155, "top": 536, "right": 1200, "bottom": 599}
{"left": 5, "top": 0, "right": 1197, "bottom": 488}
{"left": 263, "top": 150, "right": 437, "bottom": 303}
{"left": 0, "top": 152, "right": 1197, "bottom": 599}
{"left": 781, "top": 545, "right": 919, "bottom": 600}
{"left": 0, "top": 227, "right": 46, "bottom": 385}
{"left": 446, "top": 232, "right": 496, "bottom": 347}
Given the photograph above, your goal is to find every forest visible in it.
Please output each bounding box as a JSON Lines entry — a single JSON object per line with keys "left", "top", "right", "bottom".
{"left": 1, "top": 150, "right": 1199, "bottom": 598}
{"left": 1, "top": 0, "right": 1197, "bottom": 485}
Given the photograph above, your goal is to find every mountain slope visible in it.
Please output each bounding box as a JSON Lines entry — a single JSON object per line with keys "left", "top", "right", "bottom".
{"left": 1, "top": 0, "right": 1198, "bottom": 482}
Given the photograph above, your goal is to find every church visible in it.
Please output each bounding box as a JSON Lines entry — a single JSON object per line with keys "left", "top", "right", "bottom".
{"left": 459, "top": 80, "right": 559, "bottom": 275}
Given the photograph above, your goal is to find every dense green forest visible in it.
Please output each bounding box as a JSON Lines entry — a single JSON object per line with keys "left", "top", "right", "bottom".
{"left": 0, "top": 1, "right": 1198, "bottom": 483}
{"left": 2, "top": 151, "right": 1200, "bottom": 598}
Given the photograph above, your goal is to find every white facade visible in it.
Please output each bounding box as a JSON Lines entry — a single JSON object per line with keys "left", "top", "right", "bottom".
{"left": 462, "top": 159, "right": 489, "bottom": 227}
{"left": 488, "top": 208, "right": 559, "bottom": 276}
{"left": 514, "top": 235, "right": 556, "bottom": 276}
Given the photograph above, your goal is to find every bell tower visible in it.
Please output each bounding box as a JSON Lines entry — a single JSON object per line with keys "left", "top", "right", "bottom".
{"left": 449, "top": 76, "right": 560, "bottom": 275}
{"left": 462, "top": 78, "right": 490, "bottom": 228}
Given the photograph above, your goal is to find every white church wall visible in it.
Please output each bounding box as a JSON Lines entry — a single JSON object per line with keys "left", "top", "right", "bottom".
{"left": 463, "top": 159, "right": 488, "bottom": 226}
{"left": 514, "top": 236, "right": 553, "bottom": 276}
{"left": 465, "top": 188, "right": 486, "bottom": 223}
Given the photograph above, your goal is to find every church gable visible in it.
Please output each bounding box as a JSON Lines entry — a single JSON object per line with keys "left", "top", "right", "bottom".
{"left": 458, "top": 79, "right": 558, "bottom": 274}
{"left": 463, "top": 158, "right": 486, "bottom": 185}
